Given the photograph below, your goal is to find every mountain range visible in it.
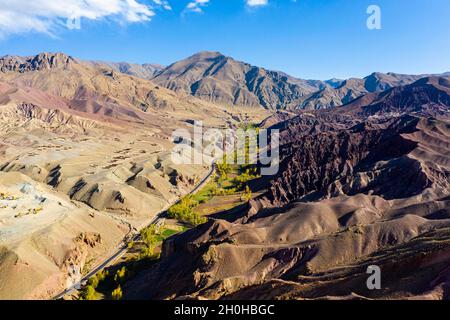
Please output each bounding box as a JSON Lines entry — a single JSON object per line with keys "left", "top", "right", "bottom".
{"left": 0, "top": 50, "right": 449, "bottom": 300}
{"left": 151, "top": 51, "right": 449, "bottom": 110}
{"left": 2, "top": 51, "right": 448, "bottom": 111}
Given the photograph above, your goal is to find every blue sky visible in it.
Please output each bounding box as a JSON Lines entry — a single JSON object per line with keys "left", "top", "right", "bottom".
{"left": 0, "top": 0, "right": 449, "bottom": 80}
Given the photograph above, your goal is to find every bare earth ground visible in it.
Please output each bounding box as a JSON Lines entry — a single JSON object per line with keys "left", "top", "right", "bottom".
{"left": 2, "top": 53, "right": 448, "bottom": 301}
{"left": 123, "top": 111, "right": 450, "bottom": 300}
{"left": 0, "top": 56, "right": 271, "bottom": 299}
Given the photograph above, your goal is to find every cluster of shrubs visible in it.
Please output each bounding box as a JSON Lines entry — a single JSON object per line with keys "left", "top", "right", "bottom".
{"left": 234, "top": 166, "right": 259, "bottom": 188}
{"left": 167, "top": 196, "right": 207, "bottom": 226}
{"left": 213, "top": 186, "right": 236, "bottom": 196}
{"left": 79, "top": 269, "right": 109, "bottom": 300}
{"left": 79, "top": 267, "right": 126, "bottom": 300}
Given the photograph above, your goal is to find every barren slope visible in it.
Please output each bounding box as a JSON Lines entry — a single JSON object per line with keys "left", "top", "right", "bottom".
{"left": 123, "top": 84, "right": 450, "bottom": 299}
{"left": 152, "top": 51, "right": 324, "bottom": 109}
{"left": 0, "top": 53, "right": 271, "bottom": 299}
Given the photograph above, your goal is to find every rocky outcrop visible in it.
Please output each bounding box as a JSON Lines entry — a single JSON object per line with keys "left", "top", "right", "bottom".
{"left": 266, "top": 116, "right": 424, "bottom": 206}
{"left": 62, "top": 232, "right": 102, "bottom": 291}
{"left": 0, "top": 53, "right": 75, "bottom": 73}
{"left": 75, "top": 232, "right": 102, "bottom": 248}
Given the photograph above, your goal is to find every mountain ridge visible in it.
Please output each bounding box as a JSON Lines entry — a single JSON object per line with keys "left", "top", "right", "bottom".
{"left": 2, "top": 51, "right": 449, "bottom": 111}
{"left": 151, "top": 51, "right": 450, "bottom": 110}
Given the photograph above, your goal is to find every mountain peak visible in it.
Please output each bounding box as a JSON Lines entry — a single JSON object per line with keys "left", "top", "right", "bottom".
{"left": 152, "top": 51, "right": 323, "bottom": 109}
{"left": 0, "top": 52, "right": 75, "bottom": 73}
{"left": 189, "top": 51, "right": 226, "bottom": 60}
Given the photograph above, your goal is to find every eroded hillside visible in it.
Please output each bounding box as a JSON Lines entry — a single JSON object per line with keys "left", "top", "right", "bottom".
{"left": 0, "top": 53, "right": 270, "bottom": 299}
{"left": 123, "top": 78, "right": 450, "bottom": 300}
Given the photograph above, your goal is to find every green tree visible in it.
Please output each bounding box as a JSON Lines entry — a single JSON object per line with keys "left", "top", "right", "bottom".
{"left": 114, "top": 267, "right": 127, "bottom": 284}
{"left": 80, "top": 285, "right": 97, "bottom": 300}
{"left": 209, "top": 183, "right": 219, "bottom": 196}
{"left": 111, "top": 285, "right": 123, "bottom": 300}
{"left": 87, "top": 275, "right": 99, "bottom": 289}
{"left": 96, "top": 269, "right": 109, "bottom": 282}
{"left": 241, "top": 185, "right": 252, "bottom": 202}
{"left": 140, "top": 225, "right": 159, "bottom": 256}
{"left": 216, "top": 161, "right": 231, "bottom": 180}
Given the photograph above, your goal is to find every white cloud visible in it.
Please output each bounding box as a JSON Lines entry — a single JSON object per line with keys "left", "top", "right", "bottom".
{"left": 185, "top": 0, "right": 268, "bottom": 13}
{"left": 186, "top": 0, "right": 210, "bottom": 13}
{"left": 247, "top": 0, "right": 268, "bottom": 6}
{"left": 0, "top": 0, "right": 171, "bottom": 38}
{"left": 152, "top": 0, "right": 172, "bottom": 11}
